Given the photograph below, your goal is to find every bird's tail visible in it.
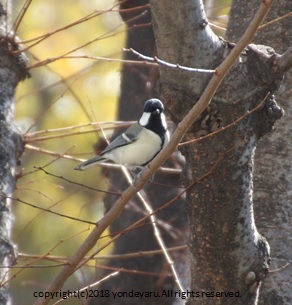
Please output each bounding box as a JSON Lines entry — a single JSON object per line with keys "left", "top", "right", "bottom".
{"left": 74, "top": 155, "right": 107, "bottom": 171}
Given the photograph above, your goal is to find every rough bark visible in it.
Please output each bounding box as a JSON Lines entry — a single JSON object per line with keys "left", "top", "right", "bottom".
{"left": 149, "top": 0, "right": 287, "bottom": 305}
{"left": 0, "top": 1, "right": 28, "bottom": 304}
{"left": 91, "top": 1, "right": 188, "bottom": 304}
{"left": 227, "top": 1, "right": 292, "bottom": 304}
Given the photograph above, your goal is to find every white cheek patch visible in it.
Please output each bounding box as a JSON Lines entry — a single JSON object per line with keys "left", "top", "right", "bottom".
{"left": 139, "top": 112, "right": 151, "bottom": 126}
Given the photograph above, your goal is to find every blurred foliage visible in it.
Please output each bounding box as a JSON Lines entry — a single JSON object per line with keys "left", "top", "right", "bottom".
{"left": 12, "top": 0, "right": 124, "bottom": 304}
{"left": 10, "top": 0, "right": 230, "bottom": 304}
{"left": 204, "top": 0, "right": 231, "bottom": 37}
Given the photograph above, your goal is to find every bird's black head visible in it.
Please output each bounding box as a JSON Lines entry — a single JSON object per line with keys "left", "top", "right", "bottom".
{"left": 139, "top": 98, "right": 167, "bottom": 137}
{"left": 143, "top": 98, "right": 164, "bottom": 114}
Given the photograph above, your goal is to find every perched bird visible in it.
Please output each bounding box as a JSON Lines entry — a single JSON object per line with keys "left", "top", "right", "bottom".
{"left": 74, "top": 98, "right": 169, "bottom": 171}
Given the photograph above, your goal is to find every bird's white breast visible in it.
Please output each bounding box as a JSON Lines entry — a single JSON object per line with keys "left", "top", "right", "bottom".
{"left": 104, "top": 128, "right": 162, "bottom": 167}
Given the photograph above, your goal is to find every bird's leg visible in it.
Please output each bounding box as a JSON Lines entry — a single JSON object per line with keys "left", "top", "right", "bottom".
{"left": 130, "top": 167, "right": 154, "bottom": 185}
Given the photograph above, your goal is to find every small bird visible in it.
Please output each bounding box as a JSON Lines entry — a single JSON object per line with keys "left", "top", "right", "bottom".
{"left": 74, "top": 98, "right": 169, "bottom": 171}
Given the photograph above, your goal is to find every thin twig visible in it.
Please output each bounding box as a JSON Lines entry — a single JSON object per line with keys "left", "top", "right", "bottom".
{"left": 25, "top": 9, "right": 149, "bottom": 70}
{"left": 209, "top": 22, "right": 227, "bottom": 32}
{"left": 18, "top": 245, "right": 187, "bottom": 263}
{"left": 52, "top": 271, "right": 119, "bottom": 305}
{"left": 25, "top": 121, "right": 131, "bottom": 137}
{"left": 269, "top": 262, "right": 292, "bottom": 273}
{"left": 18, "top": 1, "right": 145, "bottom": 45}
{"left": 24, "top": 122, "right": 130, "bottom": 142}
{"left": 5, "top": 195, "right": 96, "bottom": 225}
{"left": 124, "top": 48, "right": 216, "bottom": 73}
{"left": 13, "top": 1, "right": 125, "bottom": 49}
{"left": 35, "top": 166, "right": 119, "bottom": 196}
{"left": 12, "top": 0, "right": 33, "bottom": 34}
{"left": 2, "top": 229, "right": 89, "bottom": 287}
{"left": 179, "top": 92, "right": 270, "bottom": 146}
{"left": 259, "top": 11, "right": 292, "bottom": 30}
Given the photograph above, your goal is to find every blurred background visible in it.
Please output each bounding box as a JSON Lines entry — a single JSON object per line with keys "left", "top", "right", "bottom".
{"left": 11, "top": 0, "right": 230, "bottom": 304}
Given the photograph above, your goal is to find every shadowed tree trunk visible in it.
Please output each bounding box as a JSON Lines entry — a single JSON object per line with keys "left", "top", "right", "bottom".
{"left": 93, "top": 1, "right": 188, "bottom": 304}
{"left": 149, "top": 0, "right": 289, "bottom": 305}
{"left": 0, "top": 1, "right": 28, "bottom": 304}
{"left": 227, "top": 1, "right": 292, "bottom": 304}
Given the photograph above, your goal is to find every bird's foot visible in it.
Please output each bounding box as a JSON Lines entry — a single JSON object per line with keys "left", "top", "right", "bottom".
{"left": 130, "top": 168, "right": 154, "bottom": 185}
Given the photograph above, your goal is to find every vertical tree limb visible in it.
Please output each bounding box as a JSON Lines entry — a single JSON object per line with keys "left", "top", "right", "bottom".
{"left": 228, "top": 1, "right": 292, "bottom": 304}
{"left": 0, "top": 1, "right": 28, "bottom": 304}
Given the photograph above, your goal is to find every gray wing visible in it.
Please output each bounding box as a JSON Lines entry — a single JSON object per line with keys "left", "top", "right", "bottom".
{"left": 100, "top": 123, "right": 143, "bottom": 155}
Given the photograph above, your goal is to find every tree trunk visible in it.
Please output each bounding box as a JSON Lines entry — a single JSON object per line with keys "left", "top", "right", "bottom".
{"left": 149, "top": 0, "right": 288, "bottom": 305}
{"left": 0, "top": 1, "right": 28, "bottom": 304}
{"left": 228, "top": 1, "right": 292, "bottom": 304}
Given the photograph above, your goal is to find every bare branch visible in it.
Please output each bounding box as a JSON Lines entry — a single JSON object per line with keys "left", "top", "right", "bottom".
{"left": 124, "top": 48, "right": 216, "bottom": 73}
{"left": 19, "top": 245, "right": 187, "bottom": 263}
{"left": 259, "top": 11, "right": 292, "bottom": 30}
{"left": 2, "top": 230, "right": 89, "bottom": 287}
{"left": 179, "top": 92, "right": 270, "bottom": 147}
{"left": 35, "top": 166, "right": 119, "bottom": 196}
{"left": 12, "top": 0, "right": 33, "bottom": 34}
{"left": 53, "top": 271, "right": 119, "bottom": 305}
{"left": 24, "top": 121, "right": 132, "bottom": 142}
{"left": 24, "top": 9, "right": 149, "bottom": 69}
{"left": 6, "top": 195, "right": 96, "bottom": 225}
